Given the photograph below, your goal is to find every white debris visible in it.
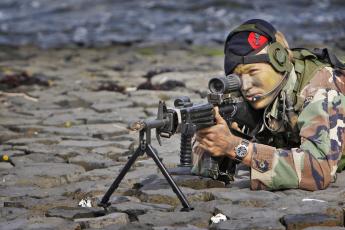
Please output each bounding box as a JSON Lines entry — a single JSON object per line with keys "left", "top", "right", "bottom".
{"left": 302, "top": 198, "right": 326, "bottom": 203}
{"left": 78, "top": 199, "right": 92, "bottom": 207}
{"left": 210, "top": 213, "right": 227, "bottom": 224}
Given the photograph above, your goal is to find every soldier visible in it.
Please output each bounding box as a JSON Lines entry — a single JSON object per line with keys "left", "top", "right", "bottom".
{"left": 192, "top": 19, "right": 345, "bottom": 190}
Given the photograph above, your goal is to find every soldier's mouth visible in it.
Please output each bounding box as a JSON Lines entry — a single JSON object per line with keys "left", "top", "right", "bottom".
{"left": 246, "top": 94, "right": 261, "bottom": 101}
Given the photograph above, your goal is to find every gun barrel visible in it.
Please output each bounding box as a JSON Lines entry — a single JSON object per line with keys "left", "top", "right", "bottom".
{"left": 128, "top": 118, "right": 170, "bottom": 131}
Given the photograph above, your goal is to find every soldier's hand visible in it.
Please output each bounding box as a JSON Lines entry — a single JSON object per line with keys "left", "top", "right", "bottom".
{"left": 196, "top": 107, "right": 240, "bottom": 158}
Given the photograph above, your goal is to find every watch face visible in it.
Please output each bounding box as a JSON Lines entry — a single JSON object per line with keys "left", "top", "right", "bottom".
{"left": 236, "top": 145, "right": 248, "bottom": 158}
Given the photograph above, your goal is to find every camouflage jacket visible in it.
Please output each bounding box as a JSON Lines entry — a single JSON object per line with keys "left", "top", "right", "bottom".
{"left": 192, "top": 66, "right": 345, "bottom": 191}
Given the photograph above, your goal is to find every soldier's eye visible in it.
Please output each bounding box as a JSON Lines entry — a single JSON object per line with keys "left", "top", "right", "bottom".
{"left": 249, "top": 69, "right": 258, "bottom": 75}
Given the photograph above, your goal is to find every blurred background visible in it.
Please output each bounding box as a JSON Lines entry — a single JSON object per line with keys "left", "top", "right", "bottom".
{"left": 0, "top": 0, "right": 344, "bottom": 50}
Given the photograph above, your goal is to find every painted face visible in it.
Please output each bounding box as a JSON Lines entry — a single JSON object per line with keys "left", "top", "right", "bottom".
{"left": 233, "top": 62, "right": 283, "bottom": 109}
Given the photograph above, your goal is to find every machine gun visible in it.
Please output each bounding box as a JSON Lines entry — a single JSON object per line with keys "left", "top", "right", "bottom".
{"left": 98, "top": 74, "right": 262, "bottom": 211}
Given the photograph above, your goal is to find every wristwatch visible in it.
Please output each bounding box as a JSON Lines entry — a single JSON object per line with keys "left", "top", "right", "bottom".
{"left": 234, "top": 139, "right": 250, "bottom": 162}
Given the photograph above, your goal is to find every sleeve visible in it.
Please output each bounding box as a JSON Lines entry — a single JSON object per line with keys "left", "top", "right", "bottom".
{"left": 250, "top": 74, "right": 345, "bottom": 191}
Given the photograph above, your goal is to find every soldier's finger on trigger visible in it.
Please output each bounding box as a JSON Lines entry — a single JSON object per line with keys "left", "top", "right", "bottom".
{"left": 230, "top": 122, "right": 241, "bottom": 131}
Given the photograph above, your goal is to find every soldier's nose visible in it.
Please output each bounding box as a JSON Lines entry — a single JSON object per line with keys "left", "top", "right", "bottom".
{"left": 241, "top": 74, "right": 253, "bottom": 92}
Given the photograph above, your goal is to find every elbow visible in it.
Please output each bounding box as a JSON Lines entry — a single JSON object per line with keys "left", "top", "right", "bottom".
{"left": 298, "top": 162, "right": 332, "bottom": 191}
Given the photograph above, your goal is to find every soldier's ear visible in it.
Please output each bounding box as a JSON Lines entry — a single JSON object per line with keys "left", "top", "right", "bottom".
{"left": 275, "top": 31, "right": 293, "bottom": 61}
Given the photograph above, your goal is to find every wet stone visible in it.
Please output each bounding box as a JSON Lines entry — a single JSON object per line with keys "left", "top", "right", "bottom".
{"left": 211, "top": 218, "right": 285, "bottom": 230}
{"left": 42, "top": 123, "right": 129, "bottom": 138}
{"left": 140, "top": 174, "right": 226, "bottom": 191}
{"left": 0, "top": 217, "right": 81, "bottom": 230}
{"left": 11, "top": 142, "right": 60, "bottom": 155}
{"left": 74, "top": 212, "right": 130, "bottom": 229}
{"left": 214, "top": 204, "right": 284, "bottom": 222}
{"left": 77, "top": 165, "right": 123, "bottom": 181}
{"left": 0, "top": 126, "right": 21, "bottom": 143}
{"left": 91, "top": 100, "right": 134, "bottom": 113}
{"left": 101, "top": 195, "right": 142, "bottom": 205}
{"left": 269, "top": 197, "right": 344, "bottom": 221}
{"left": 128, "top": 90, "right": 199, "bottom": 108}
{"left": 5, "top": 137, "right": 61, "bottom": 146}
{"left": 4, "top": 195, "right": 79, "bottom": 213}
{"left": 58, "top": 140, "right": 118, "bottom": 148}
{"left": 91, "top": 146, "right": 127, "bottom": 160}
{"left": 46, "top": 207, "right": 105, "bottom": 220}
{"left": 1, "top": 163, "right": 85, "bottom": 188}
{"left": 93, "top": 222, "right": 154, "bottom": 230}
{"left": 68, "top": 91, "right": 128, "bottom": 105}
{"left": 139, "top": 187, "right": 214, "bottom": 207}
{"left": 153, "top": 225, "right": 206, "bottom": 230}
{"left": 151, "top": 71, "right": 216, "bottom": 92}
{"left": 0, "top": 162, "right": 14, "bottom": 170}
{"left": 0, "top": 207, "right": 28, "bottom": 221}
{"left": 303, "top": 227, "right": 345, "bottom": 230}
{"left": 109, "top": 201, "right": 174, "bottom": 221}
{"left": 12, "top": 153, "right": 65, "bottom": 165}
{"left": 137, "top": 210, "right": 211, "bottom": 228}
{"left": 0, "top": 185, "right": 65, "bottom": 199}
{"left": 68, "top": 153, "right": 117, "bottom": 171}
{"left": 282, "top": 213, "right": 343, "bottom": 229}
{"left": 210, "top": 189, "right": 281, "bottom": 207}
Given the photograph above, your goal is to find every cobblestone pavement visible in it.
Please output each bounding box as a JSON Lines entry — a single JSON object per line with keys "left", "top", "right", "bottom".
{"left": 0, "top": 45, "right": 344, "bottom": 230}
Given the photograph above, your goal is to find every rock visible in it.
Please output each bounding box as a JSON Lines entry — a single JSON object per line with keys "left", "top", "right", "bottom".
{"left": 11, "top": 142, "right": 60, "bottom": 155}
{"left": 4, "top": 196, "right": 79, "bottom": 213}
{"left": 78, "top": 165, "right": 123, "bottom": 181}
{"left": 68, "top": 153, "right": 117, "bottom": 171}
{"left": 211, "top": 218, "right": 285, "bottom": 230}
{"left": 91, "top": 100, "right": 133, "bottom": 112}
{"left": 150, "top": 71, "right": 219, "bottom": 92}
{"left": 60, "top": 180, "right": 113, "bottom": 201}
{"left": 58, "top": 140, "right": 118, "bottom": 148}
{"left": 140, "top": 174, "right": 226, "bottom": 191}
{"left": 303, "top": 227, "right": 345, "bottom": 230}
{"left": 0, "top": 162, "right": 14, "bottom": 170}
{"left": 0, "top": 185, "right": 65, "bottom": 198}
{"left": 0, "top": 207, "right": 28, "bottom": 221}
{"left": 153, "top": 225, "right": 206, "bottom": 230}
{"left": 89, "top": 107, "right": 146, "bottom": 124}
{"left": 210, "top": 189, "right": 281, "bottom": 207}
{"left": 74, "top": 212, "right": 129, "bottom": 228}
{"left": 12, "top": 153, "right": 65, "bottom": 165}
{"left": 139, "top": 187, "right": 214, "bottom": 207}
{"left": 271, "top": 197, "right": 344, "bottom": 221}
{"left": 68, "top": 91, "right": 128, "bottom": 105}
{"left": 109, "top": 201, "right": 174, "bottom": 221}
{"left": 0, "top": 126, "right": 21, "bottom": 143}
{"left": 137, "top": 210, "right": 211, "bottom": 228}
{"left": 0, "top": 117, "right": 40, "bottom": 127}
{"left": 97, "top": 222, "right": 154, "bottom": 230}
{"left": 0, "top": 163, "right": 85, "bottom": 188}
{"left": 214, "top": 204, "right": 284, "bottom": 220}
{"left": 91, "top": 146, "right": 128, "bottom": 160}
{"left": 43, "top": 123, "right": 129, "bottom": 138}
{"left": 282, "top": 213, "right": 343, "bottom": 229}
{"left": 187, "top": 200, "right": 227, "bottom": 214}
{"left": 0, "top": 217, "right": 81, "bottom": 230}
{"left": 128, "top": 90, "right": 200, "bottom": 108}
{"left": 5, "top": 137, "right": 60, "bottom": 146}
{"left": 46, "top": 207, "right": 105, "bottom": 220}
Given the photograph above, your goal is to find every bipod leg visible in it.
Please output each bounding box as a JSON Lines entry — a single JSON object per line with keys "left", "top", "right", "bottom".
{"left": 146, "top": 144, "right": 193, "bottom": 211}
{"left": 98, "top": 147, "right": 143, "bottom": 209}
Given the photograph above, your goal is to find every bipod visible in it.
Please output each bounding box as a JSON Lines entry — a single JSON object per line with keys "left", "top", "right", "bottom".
{"left": 98, "top": 127, "right": 193, "bottom": 212}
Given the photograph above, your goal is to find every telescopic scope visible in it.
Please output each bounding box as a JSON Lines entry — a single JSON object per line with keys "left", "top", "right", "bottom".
{"left": 208, "top": 74, "right": 242, "bottom": 94}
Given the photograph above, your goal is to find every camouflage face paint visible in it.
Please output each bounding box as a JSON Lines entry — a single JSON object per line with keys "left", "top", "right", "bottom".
{"left": 233, "top": 62, "right": 284, "bottom": 109}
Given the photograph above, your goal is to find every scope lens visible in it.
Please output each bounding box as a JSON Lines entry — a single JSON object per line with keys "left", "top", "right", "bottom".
{"left": 209, "top": 78, "right": 225, "bottom": 93}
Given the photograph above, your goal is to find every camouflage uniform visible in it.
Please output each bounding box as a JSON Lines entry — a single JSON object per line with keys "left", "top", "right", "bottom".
{"left": 192, "top": 64, "right": 345, "bottom": 191}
